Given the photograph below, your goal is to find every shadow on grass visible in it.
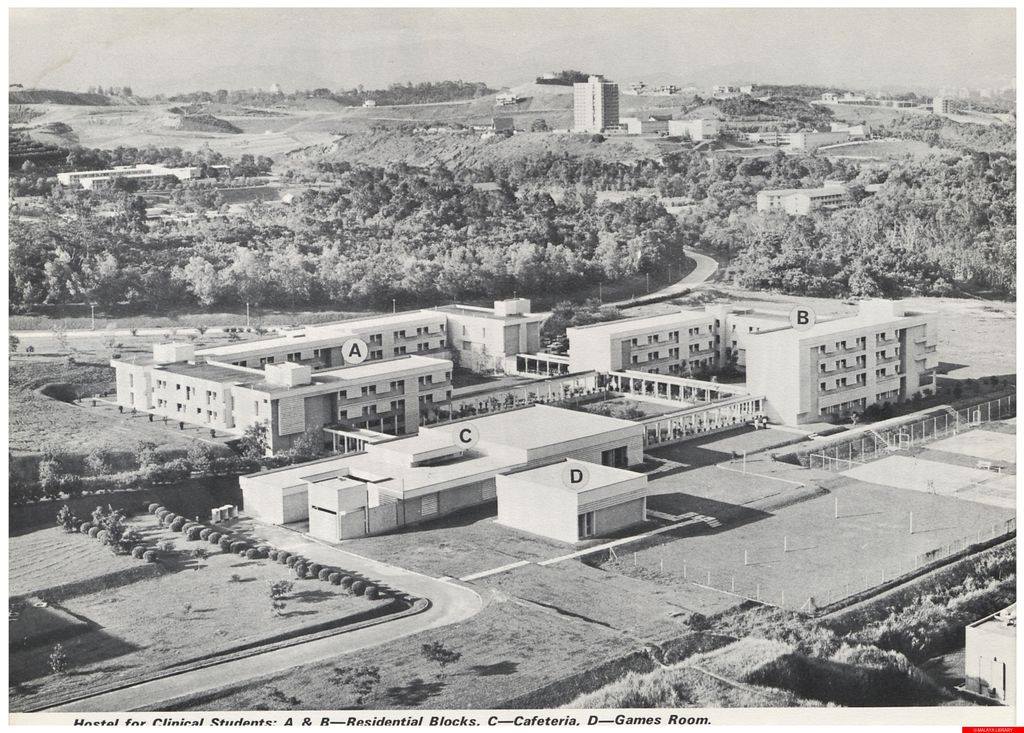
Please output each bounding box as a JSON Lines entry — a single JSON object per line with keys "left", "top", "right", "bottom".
{"left": 467, "top": 661, "right": 519, "bottom": 676}
{"left": 385, "top": 677, "right": 445, "bottom": 706}
{"left": 289, "top": 589, "right": 336, "bottom": 604}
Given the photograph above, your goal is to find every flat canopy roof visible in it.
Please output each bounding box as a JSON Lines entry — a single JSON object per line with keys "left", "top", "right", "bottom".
{"left": 428, "top": 404, "right": 639, "bottom": 451}
{"left": 436, "top": 304, "right": 543, "bottom": 322}
{"left": 156, "top": 362, "right": 252, "bottom": 383}
{"left": 507, "top": 458, "right": 642, "bottom": 493}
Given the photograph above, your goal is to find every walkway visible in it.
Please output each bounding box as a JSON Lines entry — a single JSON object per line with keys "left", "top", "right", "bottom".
{"left": 50, "top": 522, "right": 483, "bottom": 712}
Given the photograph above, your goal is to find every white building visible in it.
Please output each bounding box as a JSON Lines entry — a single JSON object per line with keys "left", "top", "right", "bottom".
{"left": 573, "top": 75, "right": 620, "bottom": 133}
{"left": 362, "top": 99, "right": 377, "bottom": 107}
{"left": 436, "top": 299, "right": 545, "bottom": 373}
{"left": 785, "top": 130, "right": 851, "bottom": 151}
{"left": 744, "top": 300, "right": 938, "bottom": 424}
{"left": 964, "top": 604, "right": 1015, "bottom": 706}
{"left": 497, "top": 459, "right": 647, "bottom": 542}
{"left": 57, "top": 164, "right": 199, "bottom": 189}
{"left": 241, "top": 404, "right": 645, "bottom": 539}
{"left": 620, "top": 115, "right": 671, "bottom": 135}
{"left": 668, "top": 119, "right": 720, "bottom": 141}
{"left": 756, "top": 185, "right": 849, "bottom": 216}
{"left": 932, "top": 96, "right": 953, "bottom": 114}
{"left": 830, "top": 122, "right": 870, "bottom": 140}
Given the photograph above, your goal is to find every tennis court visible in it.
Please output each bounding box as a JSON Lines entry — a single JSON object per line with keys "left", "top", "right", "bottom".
{"left": 928, "top": 428, "right": 1016, "bottom": 464}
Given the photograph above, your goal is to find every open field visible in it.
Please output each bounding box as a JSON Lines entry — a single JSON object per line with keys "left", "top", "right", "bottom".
{"left": 175, "top": 597, "right": 649, "bottom": 711}
{"left": 604, "top": 475, "right": 1013, "bottom": 610}
{"left": 820, "top": 138, "right": 949, "bottom": 160}
{"left": 10, "top": 514, "right": 390, "bottom": 710}
{"left": 928, "top": 428, "right": 1016, "bottom": 464}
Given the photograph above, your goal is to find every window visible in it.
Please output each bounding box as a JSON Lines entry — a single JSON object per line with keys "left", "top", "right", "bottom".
{"left": 393, "top": 346, "right": 407, "bottom": 356}
{"left": 129, "top": 373, "right": 134, "bottom": 388}
{"left": 370, "top": 349, "right": 383, "bottom": 360}
{"left": 287, "top": 351, "right": 301, "bottom": 362}
{"left": 260, "top": 356, "right": 275, "bottom": 365}
{"left": 421, "top": 494, "right": 438, "bottom": 517}
{"left": 819, "top": 381, "right": 827, "bottom": 393}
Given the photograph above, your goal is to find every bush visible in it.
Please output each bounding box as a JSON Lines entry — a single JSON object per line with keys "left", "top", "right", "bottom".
{"left": 186, "top": 526, "right": 203, "bottom": 541}
{"left": 155, "top": 509, "right": 170, "bottom": 522}
{"left": 245, "top": 548, "right": 259, "bottom": 560}
{"left": 154, "top": 505, "right": 167, "bottom": 515}
{"left": 87, "top": 526, "right": 100, "bottom": 538}
{"left": 293, "top": 562, "right": 308, "bottom": 579}
{"left": 318, "top": 568, "right": 332, "bottom": 581}
{"left": 162, "top": 513, "right": 178, "bottom": 527}
{"left": 328, "top": 572, "right": 342, "bottom": 585}
{"left": 340, "top": 575, "right": 355, "bottom": 589}
{"left": 131, "top": 545, "right": 146, "bottom": 559}
{"left": 147, "top": 502, "right": 161, "bottom": 513}
{"left": 169, "top": 517, "right": 187, "bottom": 532}
{"left": 351, "top": 580, "right": 367, "bottom": 596}
{"left": 219, "top": 537, "right": 232, "bottom": 551}
{"left": 143, "top": 550, "right": 158, "bottom": 563}
{"left": 199, "top": 528, "right": 213, "bottom": 541}
{"left": 308, "top": 563, "right": 322, "bottom": 578}
{"left": 365, "top": 585, "right": 379, "bottom": 599}
{"left": 268, "top": 549, "right": 279, "bottom": 561}
{"left": 285, "top": 555, "right": 299, "bottom": 567}
{"left": 208, "top": 532, "right": 222, "bottom": 544}
{"left": 79, "top": 521, "right": 93, "bottom": 534}
{"left": 256, "top": 546, "right": 272, "bottom": 559}
{"left": 278, "top": 551, "right": 291, "bottom": 565}
{"left": 230, "top": 541, "right": 248, "bottom": 554}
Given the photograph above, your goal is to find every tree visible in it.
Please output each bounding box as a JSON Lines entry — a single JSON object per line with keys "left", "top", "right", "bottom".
{"left": 288, "top": 429, "right": 324, "bottom": 461}
{"left": 186, "top": 441, "right": 214, "bottom": 474}
{"left": 333, "top": 665, "right": 381, "bottom": 707}
{"left": 239, "top": 422, "right": 269, "bottom": 459}
{"left": 48, "top": 644, "right": 68, "bottom": 675}
{"left": 132, "top": 440, "right": 157, "bottom": 468}
{"left": 420, "top": 641, "right": 461, "bottom": 677}
{"left": 530, "top": 118, "right": 551, "bottom": 132}
{"left": 9, "top": 334, "right": 20, "bottom": 353}
{"left": 56, "top": 504, "right": 76, "bottom": 533}
{"left": 85, "top": 446, "right": 114, "bottom": 475}
{"left": 191, "top": 547, "right": 209, "bottom": 570}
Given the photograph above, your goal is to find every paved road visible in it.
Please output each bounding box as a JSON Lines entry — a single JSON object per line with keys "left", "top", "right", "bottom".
{"left": 49, "top": 526, "right": 483, "bottom": 712}
{"left": 611, "top": 248, "right": 719, "bottom": 307}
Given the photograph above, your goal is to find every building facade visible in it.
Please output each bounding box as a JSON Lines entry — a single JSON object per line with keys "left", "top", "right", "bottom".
{"left": 757, "top": 185, "right": 849, "bottom": 215}
{"left": 744, "top": 301, "right": 938, "bottom": 424}
{"left": 438, "top": 299, "right": 545, "bottom": 373}
{"left": 964, "top": 604, "right": 1015, "bottom": 705}
{"left": 667, "top": 119, "right": 720, "bottom": 141}
{"left": 573, "top": 75, "right": 620, "bottom": 133}
{"left": 57, "top": 164, "right": 199, "bottom": 189}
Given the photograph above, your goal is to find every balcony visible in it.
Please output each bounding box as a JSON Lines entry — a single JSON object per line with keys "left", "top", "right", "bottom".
{"left": 819, "top": 381, "right": 868, "bottom": 396}
{"left": 876, "top": 356, "right": 901, "bottom": 368}
{"left": 821, "top": 362, "right": 867, "bottom": 376}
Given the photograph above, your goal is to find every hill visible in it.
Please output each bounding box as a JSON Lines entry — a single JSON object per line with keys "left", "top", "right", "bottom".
{"left": 10, "top": 89, "right": 111, "bottom": 106}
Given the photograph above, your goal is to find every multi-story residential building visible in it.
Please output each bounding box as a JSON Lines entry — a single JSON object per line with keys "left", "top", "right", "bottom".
{"left": 756, "top": 185, "right": 849, "bottom": 216}
{"left": 932, "top": 96, "right": 953, "bottom": 114}
{"left": 436, "top": 299, "right": 545, "bottom": 373}
{"left": 667, "top": 119, "right": 720, "bottom": 141}
{"left": 744, "top": 301, "right": 938, "bottom": 424}
{"left": 56, "top": 164, "right": 200, "bottom": 189}
{"left": 566, "top": 310, "right": 721, "bottom": 376}
{"left": 194, "top": 299, "right": 542, "bottom": 376}
{"left": 963, "top": 604, "right": 1015, "bottom": 706}
{"left": 573, "top": 75, "right": 620, "bottom": 133}
{"left": 113, "top": 343, "right": 453, "bottom": 453}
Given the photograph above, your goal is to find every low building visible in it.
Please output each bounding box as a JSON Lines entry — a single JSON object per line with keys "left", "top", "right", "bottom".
{"left": 496, "top": 459, "right": 647, "bottom": 542}
{"left": 744, "top": 300, "right": 939, "bottom": 424}
{"left": 620, "top": 116, "right": 670, "bottom": 135}
{"left": 785, "top": 130, "right": 851, "bottom": 151}
{"left": 829, "top": 122, "right": 870, "bottom": 139}
{"left": 668, "top": 119, "right": 720, "bottom": 141}
{"left": 756, "top": 185, "right": 849, "bottom": 215}
{"left": 821, "top": 92, "right": 840, "bottom": 103}
{"left": 492, "top": 116, "right": 514, "bottom": 134}
{"left": 112, "top": 344, "right": 453, "bottom": 453}
{"left": 964, "top": 604, "right": 1015, "bottom": 705}
{"left": 57, "top": 164, "right": 199, "bottom": 190}
{"left": 932, "top": 96, "right": 953, "bottom": 114}
{"left": 362, "top": 99, "right": 377, "bottom": 107}
{"left": 240, "top": 404, "right": 645, "bottom": 539}
{"left": 495, "top": 91, "right": 522, "bottom": 106}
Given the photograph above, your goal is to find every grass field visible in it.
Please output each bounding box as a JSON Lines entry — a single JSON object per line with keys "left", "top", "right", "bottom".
{"left": 176, "top": 597, "right": 648, "bottom": 711}
{"left": 843, "top": 455, "right": 1016, "bottom": 510}
{"left": 604, "top": 476, "right": 1013, "bottom": 611}
{"left": 10, "top": 515, "right": 389, "bottom": 710}
{"left": 820, "top": 138, "right": 947, "bottom": 160}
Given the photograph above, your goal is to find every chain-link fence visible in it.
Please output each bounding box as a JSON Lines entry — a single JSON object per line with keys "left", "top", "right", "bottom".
{"left": 808, "top": 394, "right": 1015, "bottom": 472}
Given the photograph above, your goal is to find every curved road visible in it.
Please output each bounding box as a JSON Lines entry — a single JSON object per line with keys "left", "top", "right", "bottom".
{"left": 612, "top": 248, "right": 719, "bottom": 306}
{"left": 48, "top": 529, "right": 483, "bottom": 713}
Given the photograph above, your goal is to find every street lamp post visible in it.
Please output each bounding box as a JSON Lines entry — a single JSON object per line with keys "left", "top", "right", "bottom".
{"left": 90, "top": 304, "right": 96, "bottom": 331}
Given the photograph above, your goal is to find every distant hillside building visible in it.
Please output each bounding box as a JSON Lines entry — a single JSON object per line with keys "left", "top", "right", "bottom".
{"left": 495, "top": 90, "right": 522, "bottom": 106}
{"left": 757, "top": 184, "right": 849, "bottom": 216}
{"left": 56, "top": 164, "right": 199, "bottom": 190}
{"left": 362, "top": 99, "right": 377, "bottom": 107}
{"left": 932, "top": 96, "right": 953, "bottom": 114}
{"left": 620, "top": 115, "right": 670, "bottom": 135}
{"left": 668, "top": 119, "right": 720, "bottom": 141}
{"left": 573, "top": 75, "right": 620, "bottom": 133}
{"left": 829, "top": 122, "right": 870, "bottom": 140}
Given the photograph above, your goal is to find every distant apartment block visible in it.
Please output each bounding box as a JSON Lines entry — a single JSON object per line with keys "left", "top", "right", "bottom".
{"left": 112, "top": 344, "right": 453, "bottom": 453}
{"left": 756, "top": 184, "right": 849, "bottom": 216}
{"left": 932, "top": 96, "right": 953, "bottom": 114}
{"left": 573, "top": 75, "right": 620, "bottom": 133}
{"left": 964, "top": 604, "right": 1015, "bottom": 706}
{"left": 668, "top": 119, "right": 720, "bottom": 141}
{"left": 744, "top": 300, "right": 938, "bottom": 424}
{"left": 56, "top": 164, "right": 200, "bottom": 190}
{"left": 620, "top": 114, "right": 671, "bottom": 135}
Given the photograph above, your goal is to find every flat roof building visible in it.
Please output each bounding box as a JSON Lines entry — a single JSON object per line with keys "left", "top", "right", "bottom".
{"left": 497, "top": 459, "right": 648, "bottom": 542}
{"left": 964, "top": 604, "right": 1015, "bottom": 706}
{"left": 57, "top": 164, "right": 199, "bottom": 189}
{"left": 668, "top": 119, "right": 720, "bottom": 141}
{"left": 573, "top": 75, "right": 620, "bottom": 133}
{"left": 240, "top": 404, "right": 645, "bottom": 539}
{"left": 757, "top": 185, "right": 849, "bottom": 216}
{"left": 744, "top": 300, "right": 938, "bottom": 424}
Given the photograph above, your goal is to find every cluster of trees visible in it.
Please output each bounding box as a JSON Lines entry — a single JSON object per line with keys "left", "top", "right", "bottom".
{"left": 876, "top": 114, "right": 1016, "bottom": 153}
{"left": 167, "top": 81, "right": 495, "bottom": 108}
{"left": 11, "top": 162, "right": 685, "bottom": 311}
{"left": 688, "top": 95, "right": 833, "bottom": 127}
{"left": 85, "top": 85, "right": 132, "bottom": 97}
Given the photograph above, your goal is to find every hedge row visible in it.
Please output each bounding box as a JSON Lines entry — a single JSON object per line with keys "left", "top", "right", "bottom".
{"left": 72, "top": 511, "right": 159, "bottom": 563}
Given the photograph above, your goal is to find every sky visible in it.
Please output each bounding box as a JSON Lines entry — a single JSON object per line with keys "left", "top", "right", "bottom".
{"left": 9, "top": 7, "right": 1017, "bottom": 95}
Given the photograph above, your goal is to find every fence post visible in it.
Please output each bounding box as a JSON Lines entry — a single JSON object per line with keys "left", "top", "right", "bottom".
{"left": 683, "top": 562, "right": 687, "bottom": 579}
{"left": 731, "top": 576, "right": 735, "bottom": 593}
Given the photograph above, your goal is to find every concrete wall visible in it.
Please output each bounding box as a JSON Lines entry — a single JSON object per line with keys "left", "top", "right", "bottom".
{"left": 496, "top": 475, "right": 579, "bottom": 543}
{"left": 593, "top": 497, "right": 646, "bottom": 536}
{"left": 239, "top": 480, "right": 308, "bottom": 525}
{"left": 965, "top": 623, "right": 1015, "bottom": 705}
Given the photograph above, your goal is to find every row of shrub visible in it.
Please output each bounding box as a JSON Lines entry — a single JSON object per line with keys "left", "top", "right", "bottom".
{"left": 146, "top": 503, "right": 394, "bottom": 601}
{"left": 69, "top": 511, "right": 159, "bottom": 563}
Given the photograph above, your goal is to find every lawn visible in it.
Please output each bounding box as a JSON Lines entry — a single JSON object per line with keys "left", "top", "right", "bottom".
{"left": 603, "top": 476, "right": 1014, "bottom": 611}
{"left": 338, "top": 503, "right": 570, "bottom": 580}
{"left": 9, "top": 514, "right": 390, "bottom": 711}
{"left": 175, "top": 597, "right": 649, "bottom": 711}
{"left": 575, "top": 395, "right": 693, "bottom": 421}
{"left": 646, "top": 426, "right": 808, "bottom": 468}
